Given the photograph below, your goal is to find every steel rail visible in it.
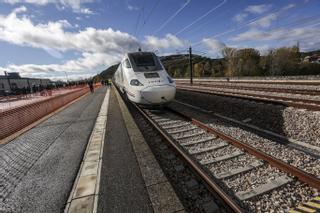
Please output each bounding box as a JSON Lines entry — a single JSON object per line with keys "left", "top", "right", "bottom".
{"left": 177, "top": 86, "right": 320, "bottom": 111}
{"left": 175, "top": 79, "right": 320, "bottom": 86}
{"left": 178, "top": 85, "right": 320, "bottom": 105}
{"left": 165, "top": 107, "right": 320, "bottom": 190}
{"left": 176, "top": 82, "right": 320, "bottom": 96}
{"left": 132, "top": 103, "right": 244, "bottom": 213}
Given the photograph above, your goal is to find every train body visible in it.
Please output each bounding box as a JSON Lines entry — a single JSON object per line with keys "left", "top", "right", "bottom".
{"left": 114, "top": 51, "right": 176, "bottom": 105}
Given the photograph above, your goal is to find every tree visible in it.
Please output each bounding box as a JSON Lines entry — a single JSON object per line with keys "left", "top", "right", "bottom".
{"left": 269, "top": 46, "right": 300, "bottom": 75}
{"left": 221, "top": 47, "right": 237, "bottom": 76}
{"left": 236, "top": 48, "right": 261, "bottom": 76}
{"left": 204, "top": 61, "right": 212, "bottom": 76}
{"left": 222, "top": 47, "right": 261, "bottom": 76}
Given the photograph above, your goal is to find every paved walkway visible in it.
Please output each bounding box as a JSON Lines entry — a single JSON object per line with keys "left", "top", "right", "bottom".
{"left": 0, "top": 87, "right": 107, "bottom": 213}
{"left": 97, "top": 88, "right": 153, "bottom": 213}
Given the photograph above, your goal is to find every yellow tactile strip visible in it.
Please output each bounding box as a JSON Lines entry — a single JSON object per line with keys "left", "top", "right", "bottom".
{"left": 289, "top": 197, "right": 320, "bottom": 213}
{"left": 64, "top": 89, "right": 110, "bottom": 213}
{"left": 114, "top": 86, "right": 185, "bottom": 213}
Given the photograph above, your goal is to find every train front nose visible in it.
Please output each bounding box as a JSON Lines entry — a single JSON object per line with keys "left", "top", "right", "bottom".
{"left": 140, "top": 85, "right": 176, "bottom": 104}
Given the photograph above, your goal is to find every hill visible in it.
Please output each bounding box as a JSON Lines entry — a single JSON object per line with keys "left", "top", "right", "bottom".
{"left": 97, "top": 63, "right": 119, "bottom": 81}
{"left": 160, "top": 54, "right": 225, "bottom": 78}
{"left": 95, "top": 48, "right": 320, "bottom": 80}
{"left": 301, "top": 50, "right": 320, "bottom": 58}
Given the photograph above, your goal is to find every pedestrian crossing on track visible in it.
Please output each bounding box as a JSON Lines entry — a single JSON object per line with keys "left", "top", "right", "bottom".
{"left": 289, "top": 197, "right": 320, "bottom": 213}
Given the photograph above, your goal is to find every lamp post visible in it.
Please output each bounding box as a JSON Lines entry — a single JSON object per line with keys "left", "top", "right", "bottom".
{"left": 4, "top": 71, "right": 12, "bottom": 93}
{"left": 64, "top": 71, "right": 69, "bottom": 83}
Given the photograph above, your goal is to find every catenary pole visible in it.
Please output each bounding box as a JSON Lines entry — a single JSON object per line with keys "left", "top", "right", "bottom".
{"left": 189, "top": 46, "right": 193, "bottom": 84}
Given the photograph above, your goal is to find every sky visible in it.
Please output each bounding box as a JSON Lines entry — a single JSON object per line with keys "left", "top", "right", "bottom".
{"left": 0, "top": 0, "right": 319, "bottom": 80}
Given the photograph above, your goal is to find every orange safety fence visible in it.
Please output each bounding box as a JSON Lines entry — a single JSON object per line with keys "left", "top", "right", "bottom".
{"left": 0, "top": 85, "right": 100, "bottom": 140}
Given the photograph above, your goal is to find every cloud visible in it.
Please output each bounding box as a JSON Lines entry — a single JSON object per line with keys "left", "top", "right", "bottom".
{"left": 12, "top": 5, "right": 27, "bottom": 13}
{"left": 0, "top": 7, "right": 189, "bottom": 79}
{"left": 79, "top": 8, "right": 94, "bottom": 14}
{"left": 231, "top": 23, "right": 320, "bottom": 51}
{"left": 254, "top": 44, "right": 271, "bottom": 55}
{"left": 245, "top": 4, "right": 271, "bottom": 14}
{"left": 0, "top": 52, "right": 122, "bottom": 79}
{"left": 233, "top": 4, "right": 271, "bottom": 23}
{"left": 143, "top": 34, "right": 185, "bottom": 50}
{"left": 202, "top": 38, "right": 226, "bottom": 51}
{"left": 248, "top": 4, "right": 295, "bottom": 28}
{"left": 232, "top": 13, "right": 248, "bottom": 22}
{"left": 127, "top": 5, "right": 139, "bottom": 11}
{"left": 0, "top": 9, "right": 139, "bottom": 54}
{"left": 249, "top": 13, "right": 277, "bottom": 28}
{"left": 0, "top": 7, "right": 142, "bottom": 78}
{"left": 1, "top": 0, "right": 95, "bottom": 14}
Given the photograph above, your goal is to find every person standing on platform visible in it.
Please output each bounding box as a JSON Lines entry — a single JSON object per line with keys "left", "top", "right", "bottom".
{"left": 88, "top": 81, "right": 94, "bottom": 93}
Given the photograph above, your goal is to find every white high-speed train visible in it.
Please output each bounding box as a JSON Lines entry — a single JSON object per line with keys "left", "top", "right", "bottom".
{"left": 114, "top": 51, "right": 176, "bottom": 105}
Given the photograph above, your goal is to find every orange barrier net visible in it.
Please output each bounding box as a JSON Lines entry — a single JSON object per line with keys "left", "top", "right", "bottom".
{"left": 0, "top": 86, "right": 92, "bottom": 140}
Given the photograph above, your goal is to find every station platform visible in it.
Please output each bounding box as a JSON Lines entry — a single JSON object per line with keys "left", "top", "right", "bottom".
{"left": 0, "top": 86, "right": 183, "bottom": 213}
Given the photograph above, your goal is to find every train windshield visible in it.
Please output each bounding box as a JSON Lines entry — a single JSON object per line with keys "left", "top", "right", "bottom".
{"left": 128, "top": 52, "right": 163, "bottom": 72}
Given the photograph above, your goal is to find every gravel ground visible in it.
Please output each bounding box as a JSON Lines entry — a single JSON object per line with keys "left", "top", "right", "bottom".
{"left": 184, "top": 139, "right": 227, "bottom": 153}
{"left": 194, "top": 145, "right": 240, "bottom": 162}
{"left": 175, "top": 90, "right": 320, "bottom": 148}
{"left": 172, "top": 129, "right": 205, "bottom": 139}
{"left": 179, "top": 133, "right": 214, "bottom": 144}
{"left": 167, "top": 125, "right": 198, "bottom": 134}
{"left": 223, "top": 165, "right": 286, "bottom": 193}
{"left": 208, "top": 123, "right": 320, "bottom": 177}
{"left": 243, "top": 182, "right": 318, "bottom": 212}
{"left": 207, "top": 154, "right": 258, "bottom": 174}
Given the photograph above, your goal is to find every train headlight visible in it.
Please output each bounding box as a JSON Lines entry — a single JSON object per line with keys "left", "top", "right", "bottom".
{"left": 130, "top": 79, "right": 144, "bottom": 86}
{"left": 167, "top": 76, "right": 174, "bottom": 84}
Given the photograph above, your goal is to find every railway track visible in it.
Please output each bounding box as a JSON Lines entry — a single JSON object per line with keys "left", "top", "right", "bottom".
{"left": 175, "top": 79, "right": 320, "bottom": 86}
{"left": 133, "top": 104, "right": 319, "bottom": 212}
{"left": 176, "top": 85, "right": 320, "bottom": 111}
{"left": 177, "top": 82, "right": 320, "bottom": 96}
{"left": 172, "top": 99, "right": 320, "bottom": 157}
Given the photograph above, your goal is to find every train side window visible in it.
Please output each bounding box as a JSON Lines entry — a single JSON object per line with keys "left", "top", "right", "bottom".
{"left": 124, "top": 59, "right": 132, "bottom": 68}
{"left": 119, "top": 64, "right": 124, "bottom": 81}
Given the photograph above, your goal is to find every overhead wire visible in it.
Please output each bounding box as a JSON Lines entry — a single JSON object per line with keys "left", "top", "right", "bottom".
{"left": 197, "top": 14, "right": 320, "bottom": 56}
{"left": 133, "top": 0, "right": 147, "bottom": 37}
{"left": 179, "top": 0, "right": 244, "bottom": 41}
{"left": 138, "top": 0, "right": 161, "bottom": 34}
{"left": 154, "top": 0, "right": 191, "bottom": 34}
{"left": 175, "top": 0, "right": 227, "bottom": 36}
{"left": 190, "top": 4, "right": 297, "bottom": 47}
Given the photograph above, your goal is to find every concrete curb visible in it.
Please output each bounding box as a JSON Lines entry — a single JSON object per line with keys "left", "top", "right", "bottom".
{"left": 114, "top": 86, "right": 185, "bottom": 213}
{"left": 64, "top": 88, "right": 110, "bottom": 213}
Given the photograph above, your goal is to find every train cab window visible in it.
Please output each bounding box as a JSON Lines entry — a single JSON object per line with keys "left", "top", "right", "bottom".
{"left": 129, "top": 52, "right": 162, "bottom": 72}
{"left": 124, "top": 59, "right": 132, "bottom": 68}
{"left": 132, "top": 54, "right": 155, "bottom": 67}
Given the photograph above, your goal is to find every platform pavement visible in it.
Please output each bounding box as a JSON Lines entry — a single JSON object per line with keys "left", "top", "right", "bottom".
{"left": 0, "top": 87, "right": 107, "bottom": 213}
{"left": 66, "top": 86, "right": 184, "bottom": 213}
{"left": 1, "top": 86, "right": 184, "bottom": 213}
